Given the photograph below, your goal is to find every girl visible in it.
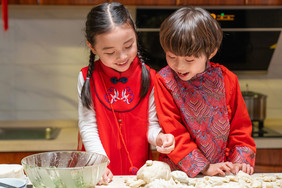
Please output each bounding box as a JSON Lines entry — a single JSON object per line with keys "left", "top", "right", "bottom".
{"left": 77, "top": 2, "right": 175, "bottom": 184}
{"left": 154, "top": 7, "right": 256, "bottom": 178}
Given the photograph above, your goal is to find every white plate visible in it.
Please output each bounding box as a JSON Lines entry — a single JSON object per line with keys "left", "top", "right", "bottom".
{"left": 0, "top": 178, "right": 26, "bottom": 188}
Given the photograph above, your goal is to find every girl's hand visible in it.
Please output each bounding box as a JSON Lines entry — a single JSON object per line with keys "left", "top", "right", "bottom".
{"left": 156, "top": 132, "right": 175, "bottom": 154}
{"left": 201, "top": 162, "right": 234, "bottom": 176}
{"left": 232, "top": 163, "right": 254, "bottom": 175}
{"left": 98, "top": 168, "right": 113, "bottom": 185}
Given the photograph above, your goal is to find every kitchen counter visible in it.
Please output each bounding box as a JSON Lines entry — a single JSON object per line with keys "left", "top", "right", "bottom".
{"left": 0, "top": 119, "right": 282, "bottom": 152}
{"left": 254, "top": 119, "right": 282, "bottom": 149}
{"left": 0, "top": 120, "right": 78, "bottom": 152}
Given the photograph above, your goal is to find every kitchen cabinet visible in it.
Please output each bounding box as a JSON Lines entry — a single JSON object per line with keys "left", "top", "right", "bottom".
{"left": 0, "top": 152, "right": 41, "bottom": 164}
{"left": 38, "top": 0, "right": 177, "bottom": 5}
{"left": 2, "top": 0, "right": 281, "bottom": 5}
{"left": 178, "top": 0, "right": 245, "bottom": 5}
{"left": 255, "top": 148, "right": 282, "bottom": 173}
{"left": 108, "top": 0, "right": 176, "bottom": 6}
{"left": 38, "top": 0, "right": 106, "bottom": 5}
{"left": 246, "top": 0, "right": 282, "bottom": 5}
{"left": 1, "top": 0, "right": 38, "bottom": 4}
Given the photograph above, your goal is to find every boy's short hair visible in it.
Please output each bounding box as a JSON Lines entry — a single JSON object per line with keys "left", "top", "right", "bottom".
{"left": 160, "top": 7, "right": 223, "bottom": 58}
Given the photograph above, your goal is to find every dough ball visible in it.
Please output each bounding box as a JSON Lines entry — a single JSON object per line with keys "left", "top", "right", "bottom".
{"left": 137, "top": 160, "right": 171, "bottom": 184}
{"left": 171, "top": 170, "right": 190, "bottom": 184}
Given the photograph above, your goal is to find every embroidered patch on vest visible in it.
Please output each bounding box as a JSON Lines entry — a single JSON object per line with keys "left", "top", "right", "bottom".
{"left": 105, "top": 87, "right": 134, "bottom": 104}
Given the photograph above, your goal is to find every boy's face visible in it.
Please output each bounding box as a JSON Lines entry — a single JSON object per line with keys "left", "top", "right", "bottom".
{"left": 165, "top": 51, "right": 208, "bottom": 81}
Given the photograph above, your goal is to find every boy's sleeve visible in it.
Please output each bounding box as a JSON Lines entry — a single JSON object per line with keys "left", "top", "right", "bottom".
{"left": 223, "top": 69, "right": 256, "bottom": 166}
{"left": 154, "top": 74, "right": 209, "bottom": 177}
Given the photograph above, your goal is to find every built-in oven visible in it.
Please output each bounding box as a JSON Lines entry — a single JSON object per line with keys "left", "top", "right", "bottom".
{"left": 135, "top": 6, "right": 282, "bottom": 137}
{"left": 135, "top": 7, "right": 282, "bottom": 73}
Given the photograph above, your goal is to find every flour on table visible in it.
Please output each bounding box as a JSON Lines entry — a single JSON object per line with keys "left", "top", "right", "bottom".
{"left": 125, "top": 160, "right": 282, "bottom": 188}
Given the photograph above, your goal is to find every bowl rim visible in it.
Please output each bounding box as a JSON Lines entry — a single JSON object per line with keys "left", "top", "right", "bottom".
{"left": 21, "top": 150, "right": 109, "bottom": 170}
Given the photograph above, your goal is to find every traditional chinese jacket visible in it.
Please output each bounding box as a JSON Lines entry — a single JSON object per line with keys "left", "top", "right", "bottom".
{"left": 154, "top": 62, "right": 256, "bottom": 177}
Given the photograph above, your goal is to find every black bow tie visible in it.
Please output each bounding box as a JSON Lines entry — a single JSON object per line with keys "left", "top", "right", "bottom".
{"left": 110, "top": 77, "right": 128, "bottom": 84}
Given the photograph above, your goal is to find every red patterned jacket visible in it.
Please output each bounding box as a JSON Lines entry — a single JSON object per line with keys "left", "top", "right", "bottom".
{"left": 154, "top": 62, "right": 256, "bottom": 177}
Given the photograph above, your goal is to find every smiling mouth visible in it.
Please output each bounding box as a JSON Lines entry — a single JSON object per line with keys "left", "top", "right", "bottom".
{"left": 178, "top": 72, "right": 189, "bottom": 76}
{"left": 116, "top": 60, "right": 128, "bottom": 66}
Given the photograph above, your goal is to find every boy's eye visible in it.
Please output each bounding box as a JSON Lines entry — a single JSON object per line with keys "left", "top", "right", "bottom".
{"left": 185, "top": 59, "right": 194, "bottom": 63}
{"left": 168, "top": 55, "right": 176, "bottom": 59}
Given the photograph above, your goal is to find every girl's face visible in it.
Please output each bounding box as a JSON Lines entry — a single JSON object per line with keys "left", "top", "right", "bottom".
{"left": 165, "top": 51, "right": 217, "bottom": 81}
{"left": 88, "top": 23, "right": 137, "bottom": 72}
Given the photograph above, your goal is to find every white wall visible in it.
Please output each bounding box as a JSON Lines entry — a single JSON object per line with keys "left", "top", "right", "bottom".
{"left": 0, "top": 5, "right": 281, "bottom": 121}
{"left": 0, "top": 6, "right": 91, "bottom": 120}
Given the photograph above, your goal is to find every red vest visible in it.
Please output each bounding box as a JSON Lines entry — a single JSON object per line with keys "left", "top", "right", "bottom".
{"left": 78, "top": 57, "right": 155, "bottom": 175}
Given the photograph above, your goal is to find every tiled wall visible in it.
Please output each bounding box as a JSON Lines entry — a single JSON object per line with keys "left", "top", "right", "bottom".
{"left": 0, "top": 5, "right": 282, "bottom": 120}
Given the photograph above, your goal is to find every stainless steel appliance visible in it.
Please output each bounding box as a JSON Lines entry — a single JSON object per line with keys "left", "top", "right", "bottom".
{"left": 241, "top": 87, "right": 268, "bottom": 137}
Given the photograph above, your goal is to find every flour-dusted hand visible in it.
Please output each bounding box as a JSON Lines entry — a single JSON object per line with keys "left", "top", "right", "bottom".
{"left": 156, "top": 132, "right": 175, "bottom": 154}
{"left": 98, "top": 168, "right": 113, "bottom": 185}
{"left": 201, "top": 162, "right": 234, "bottom": 176}
{"left": 233, "top": 163, "right": 254, "bottom": 175}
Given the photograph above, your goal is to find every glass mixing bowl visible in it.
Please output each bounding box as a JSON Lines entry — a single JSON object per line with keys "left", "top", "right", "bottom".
{"left": 21, "top": 151, "right": 109, "bottom": 188}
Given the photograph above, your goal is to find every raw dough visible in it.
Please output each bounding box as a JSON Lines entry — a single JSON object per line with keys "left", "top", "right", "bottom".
{"left": 127, "top": 160, "right": 282, "bottom": 188}
{"left": 171, "top": 170, "right": 190, "bottom": 184}
{"left": 137, "top": 160, "right": 171, "bottom": 184}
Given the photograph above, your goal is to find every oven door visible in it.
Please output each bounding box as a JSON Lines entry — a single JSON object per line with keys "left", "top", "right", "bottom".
{"left": 137, "top": 30, "right": 281, "bottom": 72}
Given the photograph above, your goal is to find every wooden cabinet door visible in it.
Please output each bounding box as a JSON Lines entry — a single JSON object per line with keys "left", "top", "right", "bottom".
{"left": 3, "top": 0, "right": 38, "bottom": 4}
{"left": 179, "top": 0, "right": 245, "bottom": 5}
{"left": 255, "top": 149, "right": 282, "bottom": 173}
{"left": 0, "top": 152, "right": 40, "bottom": 164}
{"left": 246, "top": 0, "right": 282, "bottom": 5}
{"left": 108, "top": 0, "right": 176, "bottom": 6}
{"left": 39, "top": 0, "right": 107, "bottom": 5}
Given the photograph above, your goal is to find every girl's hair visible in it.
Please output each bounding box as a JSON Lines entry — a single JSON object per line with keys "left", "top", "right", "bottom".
{"left": 81, "top": 2, "right": 150, "bottom": 109}
{"left": 160, "top": 7, "right": 223, "bottom": 58}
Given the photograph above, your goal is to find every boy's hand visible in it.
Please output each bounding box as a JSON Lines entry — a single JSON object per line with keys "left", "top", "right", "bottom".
{"left": 201, "top": 162, "right": 234, "bottom": 176}
{"left": 98, "top": 168, "right": 113, "bottom": 185}
{"left": 232, "top": 163, "right": 254, "bottom": 175}
{"left": 156, "top": 132, "right": 175, "bottom": 154}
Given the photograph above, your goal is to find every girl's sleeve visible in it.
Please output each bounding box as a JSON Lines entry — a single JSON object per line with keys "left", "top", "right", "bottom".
{"left": 147, "top": 87, "right": 162, "bottom": 146}
{"left": 154, "top": 75, "right": 209, "bottom": 177}
{"left": 223, "top": 70, "right": 256, "bottom": 167}
{"left": 77, "top": 72, "right": 107, "bottom": 157}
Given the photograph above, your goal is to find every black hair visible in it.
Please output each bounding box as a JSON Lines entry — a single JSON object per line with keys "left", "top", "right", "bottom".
{"left": 81, "top": 2, "right": 150, "bottom": 109}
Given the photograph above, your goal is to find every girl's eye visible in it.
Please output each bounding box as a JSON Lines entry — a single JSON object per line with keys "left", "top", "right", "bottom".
{"left": 125, "top": 44, "right": 133, "bottom": 49}
{"left": 105, "top": 52, "right": 115, "bottom": 55}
